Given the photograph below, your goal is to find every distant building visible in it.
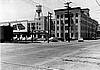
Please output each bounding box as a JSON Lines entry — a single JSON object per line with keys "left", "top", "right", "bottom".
{"left": 51, "top": 19, "right": 55, "bottom": 37}
{"left": 0, "top": 26, "right": 13, "bottom": 42}
{"left": 97, "top": 24, "right": 100, "bottom": 37}
{"left": 0, "top": 16, "right": 55, "bottom": 40}
{"left": 28, "top": 16, "right": 55, "bottom": 38}
{"left": 54, "top": 7, "right": 98, "bottom": 40}
{"left": 28, "top": 16, "right": 48, "bottom": 38}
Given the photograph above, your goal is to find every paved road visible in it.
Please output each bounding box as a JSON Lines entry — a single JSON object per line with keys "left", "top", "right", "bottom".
{"left": 1, "top": 40, "right": 100, "bottom": 70}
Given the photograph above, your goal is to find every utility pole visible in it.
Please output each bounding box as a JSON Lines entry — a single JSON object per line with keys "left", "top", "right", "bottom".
{"left": 47, "top": 12, "right": 50, "bottom": 43}
{"left": 32, "top": 29, "right": 33, "bottom": 42}
{"left": 49, "top": 12, "right": 52, "bottom": 37}
{"left": 31, "top": 23, "right": 35, "bottom": 43}
{"left": 64, "top": 2, "right": 72, "bottom": 42}
{"left": 47, "top": 12, "right": 52, "bottom": 43}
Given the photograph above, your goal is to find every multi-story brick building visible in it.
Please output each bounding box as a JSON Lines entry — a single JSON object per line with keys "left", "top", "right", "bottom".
{"left": 54, "top": 7, "right": 98, "bottom": 40}
{"left": 97, "top": 24, "right": 100, "bottom": 38}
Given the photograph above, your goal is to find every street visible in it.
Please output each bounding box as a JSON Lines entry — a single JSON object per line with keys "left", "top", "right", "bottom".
{"left": 1, "top": 40, "right": 100, "bottom": 70}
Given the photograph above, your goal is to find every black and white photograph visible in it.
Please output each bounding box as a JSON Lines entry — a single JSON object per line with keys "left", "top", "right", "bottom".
{"left": 0, "top": 0, "right": 100, "bottom": 70}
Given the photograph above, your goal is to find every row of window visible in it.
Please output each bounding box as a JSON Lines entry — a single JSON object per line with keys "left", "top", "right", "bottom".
{"left": 57, "top": 26, "right": 63, "bottom": 30}
{"left": 57, "top": 33, "right": 64, "bottom": 37}
{"left": 81, "top": 25, "right": 96, "bottom": 32}
{"left": 81, "top": 32, "right": 95, "bottom": 38}
{"left": 57, "top": 26, "right": 75, "bottom": 31}
{"left": 57, "top": 13, "right": 78, "bottom": 19}
{"left": 57, "top": 19, "right": 78, "bottom": 24}
{"left": 31, "top": 23, "right": 41, "bottom": 26}
{"left": 31, "top": 26, "right": 41, "bottom": 30}
{"left": 57, "top": 33, "right": 74, "bottom": 38}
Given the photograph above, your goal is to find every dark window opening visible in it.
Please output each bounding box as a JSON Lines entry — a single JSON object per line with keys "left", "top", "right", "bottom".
{"left": 65, "top": 14, "right": 68, "bottom": 18}
{"left": 76, "top": 13, "right": 78, "bottom": 17}
{"left": 65, "top": 26, "right": 68, "bottom": 30}
{"left": 76, "top": 19, "right": 78, "bottom": 23}
{"left": 57, "top": 21, "right": 59, "bottom": 24}
{"left": 57, "top": 33, "right": 59, "bottom": 37}
{"left": 57, "top": 26, "right": 59, "bottom": 30}
{"left": 57, "top": 15, "right": 59, "bottom": 19}
{"left": 61, "top": 26, "right": 63, "bottom": 30}
{"left": 65, "top": 20, "right": 68, "bottom": 24}
{"left": 61, "top": 14, "right": 63, "bottom": 18}
{"left": 61, "top": 20, "right": 63, "bottom": 24}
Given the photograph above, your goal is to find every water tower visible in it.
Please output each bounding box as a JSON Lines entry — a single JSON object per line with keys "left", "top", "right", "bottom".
{"left": 36, "top": 5, "right": 42, "bottom": 18}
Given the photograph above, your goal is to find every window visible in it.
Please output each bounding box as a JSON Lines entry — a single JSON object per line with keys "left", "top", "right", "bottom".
{"left": 65, "top": 14, "right": 68, "bottom": 18}
{"left": 39, "top": 28, "right": 41, "bottom": 30}
{"left": 65, "top": 20, "right": 68, "bottom": 24}
{"left": 57, "top": 21, "right": 59, "bottom": 24}
{"left": 76, "top": 19, "right": 78, "bottom": 23}
{"left": 39, "top": 18, "right": 41, "bottom": 20}
{"left": 61, "top": 26, "right": 63, "bottom": 30}
{"left": 75, "top": 33, "right": 78, "bottom": 37}
{"left": 61, "top": 20, "right": 63, "bottom": 24}
{"left": 57, "top": 33, "right": 59, "bottom": 37}
{"left": 37, "top": 26, "right": 38, "bottom": 29}
{"left": 54, "top": 21, "right": 55, "bottom": 24}
{"left": 61, "top": 33, "right": 63, "bottom": 37}
{"left": 31, "top": 23, "right": 35, "bottom": 26}
{"left": 75, "top": 25, "right": 78, "bottom": 30}
{"left": 61, "top": 14, "right": 63, "bottom": 18}
{"left": 57, "top": 26, "right": 59, "bottom": 30}
{"left": 71, "top": 26, "right": 74, "bottom": 30}
{"left": 39, "top": 23, "right": 41, "bottom": 25}
{"left": 57, "top": 15, "right": 59, "bottom": 19}
{"left": 65, "top": 26, "right": 68, "bottom": 30}
{"left": 76, "top": 13, "right": 78, "bottom": 17}
{"left": 37, "top": 22, "right": 38, "bottom": 25}
{"left": 71, "top": 33, "right": 73, "bottom": 37}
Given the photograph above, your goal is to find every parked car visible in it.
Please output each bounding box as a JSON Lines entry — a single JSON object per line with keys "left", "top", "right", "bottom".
{"left": 57, "top": 38, "right": 64, "bottom": 41}
{"left": 21, "top": 37, "right": 26, "bottom": 41}
{"left": 13, "top": 37, "right": 17, "bottom": 40}
{"left": 27, "top": 37, "right": 37, "bottom": 41}
{"left": 49, "top": 37, "right": 58, "bottom": 42}
{"left": 27, "top": 37, "right": 32, "bottom": 40}
{"left": 78, "top": 37, "right": 84, "bottom": 42}
{"left": 37, "top": 38, "right": 47, "bottom": 41}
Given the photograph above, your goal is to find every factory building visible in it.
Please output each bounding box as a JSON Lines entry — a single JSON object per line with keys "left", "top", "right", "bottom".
{"left": 54, "top": 7, "right": 98, "bottom": 40}
{"left": 0, "top": 16, "right": 55, "bottom": 41}
{"left": 97, "top": 24, "right": 100, "bottom": 38}
{"left": 28, "top": 16, "right": 48, "bottom": 39}
{"left": 0, "top": 26, "right": 13, "bottom": 42}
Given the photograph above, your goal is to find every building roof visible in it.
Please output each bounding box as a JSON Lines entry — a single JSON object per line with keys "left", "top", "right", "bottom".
{"left": 54, "top": 7, "right": 81, "bottom": 12}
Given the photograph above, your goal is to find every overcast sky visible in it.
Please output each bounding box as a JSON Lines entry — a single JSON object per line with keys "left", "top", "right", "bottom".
{"left": 0, "top": 0, "right": 100, "bottom": 24}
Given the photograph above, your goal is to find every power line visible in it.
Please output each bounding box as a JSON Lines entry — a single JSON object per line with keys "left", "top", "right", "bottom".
{"left": 57, "top": 0, "right": 64, "bottom": 4}
{"left": 41, "top": 0, "right": 51, "bottom": 5}
{"left": 57, "top": 0, "right": 78, "bottom": 7}
{"left": 91, "top": 8, "right": 100, "bottom": 12}
{"left": 28, "top": 0, "right": 39, "bottom": 4}
{"left": 25, "top": 0, "right": 53, "bottom": 12}
{"left": 96, "top": 0, "right": 100, "bottom": 6}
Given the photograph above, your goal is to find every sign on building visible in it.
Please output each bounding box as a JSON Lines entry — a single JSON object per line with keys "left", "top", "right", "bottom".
{"left": 10, "top": 21, "right": 28, "bottom": 32}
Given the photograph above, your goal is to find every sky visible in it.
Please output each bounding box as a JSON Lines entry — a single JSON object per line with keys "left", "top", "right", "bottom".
{"left": 0, "top": 0, "right": 100, "bottom": 24}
